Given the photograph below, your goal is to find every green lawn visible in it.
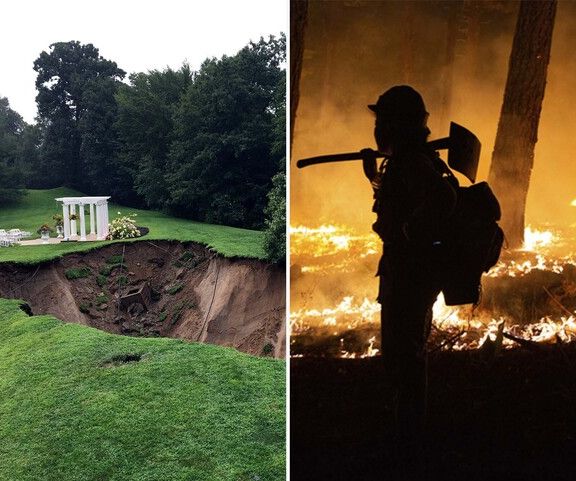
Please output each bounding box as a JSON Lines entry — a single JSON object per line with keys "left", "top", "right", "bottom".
{"left": 0, "top": 298, "right": 285, "bottom": 481}
{"left": 0, "top": 188, "right": 266, "bottom": 264}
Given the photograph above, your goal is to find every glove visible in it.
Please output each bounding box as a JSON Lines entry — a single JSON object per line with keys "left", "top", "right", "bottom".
{"left": 360, "top": 148, "right": 378, "bottom": 182}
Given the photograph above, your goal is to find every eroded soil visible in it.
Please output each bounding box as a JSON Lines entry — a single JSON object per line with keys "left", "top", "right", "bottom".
{"left": 0, "top": 241, "right": 285, "bottom": 358}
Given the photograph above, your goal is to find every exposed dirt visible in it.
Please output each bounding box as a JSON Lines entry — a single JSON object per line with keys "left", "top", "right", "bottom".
{"left": 0, "top": 241, "right": 285, "bottom": 358}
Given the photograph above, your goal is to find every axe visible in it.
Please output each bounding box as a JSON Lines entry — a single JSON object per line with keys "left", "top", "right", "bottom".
{"left": 296, "top": 122, "right": 481, "bottom": 183}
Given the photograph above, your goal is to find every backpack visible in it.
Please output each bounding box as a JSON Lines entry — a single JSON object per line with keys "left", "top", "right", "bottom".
{"left": 440, "top": 180, "right": 504, "bottom": 306}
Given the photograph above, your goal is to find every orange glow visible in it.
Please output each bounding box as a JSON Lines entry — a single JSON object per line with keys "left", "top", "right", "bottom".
{"left": 291, "top": 224, "right": 576, "bottom": 357}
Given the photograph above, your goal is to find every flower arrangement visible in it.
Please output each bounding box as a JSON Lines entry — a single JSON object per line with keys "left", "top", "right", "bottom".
{"left": 107, "top": 213, "right": 141, "bottom": 240}
{"left": 52, "top": 214, "right": 64, "bottom": 227}
{"left": 37, "top": 224, "right": 54, "bottom": 235}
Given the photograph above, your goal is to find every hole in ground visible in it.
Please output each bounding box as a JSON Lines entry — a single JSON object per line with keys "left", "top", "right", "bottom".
{"left": 100, "top": 353, "right": 143, "bottom": 367}
{"left": 19, "top": 302, "right": 33, "bottom": 316}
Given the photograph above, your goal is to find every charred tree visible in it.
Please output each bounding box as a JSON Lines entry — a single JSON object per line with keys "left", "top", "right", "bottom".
{"left": 488, "top": 0, "right": 557, "bottom": 248}
{"left": 290, "top": 0, "right": 309, "bottom": 145}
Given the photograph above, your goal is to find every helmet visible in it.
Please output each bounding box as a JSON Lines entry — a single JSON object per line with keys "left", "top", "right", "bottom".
{"left": 368, "top": 85, "right": 428, "bottom": 125}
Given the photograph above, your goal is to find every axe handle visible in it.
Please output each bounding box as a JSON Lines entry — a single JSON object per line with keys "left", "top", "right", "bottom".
{"left": 296, "top": 151, "right": 385, "bottom": 169}
{"left": 296, "top": 138, "right": 450, "bottom": 169}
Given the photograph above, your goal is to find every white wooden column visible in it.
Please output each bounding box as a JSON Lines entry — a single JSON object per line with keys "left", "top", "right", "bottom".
{"left": 79, "top": 204, "right": 87, "bottom": 241}
{"left": 62, "top": 203, "right": 70, "bottom": 241}
{"left": 89, "top": 204, "right": 95, "bottom": 236}
{"left": 96, "top": 204, "right": 103, "bottom": 240}
{"left": 103, "top": 201, "right": 109, "bottom": 238}
{"left": 70, "top": 204, "right": 77, "bottom": 238}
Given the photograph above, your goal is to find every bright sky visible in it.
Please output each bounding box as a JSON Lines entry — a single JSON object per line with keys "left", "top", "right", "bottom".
{"left": 1, "top": 0, "right": 287, "bottom": 123}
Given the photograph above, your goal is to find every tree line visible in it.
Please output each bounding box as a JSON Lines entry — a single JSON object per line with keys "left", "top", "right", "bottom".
{"left": 0, "top": 37, "right": 285, "bottom": 260}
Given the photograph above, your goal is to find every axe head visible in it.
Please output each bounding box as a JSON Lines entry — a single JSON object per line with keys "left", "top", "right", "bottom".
{"left": 446, "top": 122, "right": 481, "bottom": 183}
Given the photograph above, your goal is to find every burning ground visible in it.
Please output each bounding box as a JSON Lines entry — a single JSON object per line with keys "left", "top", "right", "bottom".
{"left": 291, "top": 224, "right": 576, "bottom": 357}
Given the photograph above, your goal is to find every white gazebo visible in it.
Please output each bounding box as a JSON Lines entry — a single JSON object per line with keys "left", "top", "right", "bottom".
{"left": 55, "top": 196, "right": 111, "bottom": 241}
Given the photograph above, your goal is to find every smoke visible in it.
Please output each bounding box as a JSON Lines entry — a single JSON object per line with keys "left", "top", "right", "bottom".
{"left": 292, "top": 0, "right": 576, "bottom": 230}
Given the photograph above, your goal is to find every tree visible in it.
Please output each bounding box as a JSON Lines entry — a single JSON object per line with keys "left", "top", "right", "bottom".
{"left": 264, "top": 68, "right": 287, "bottom": 262}
{"left": 0, "top": 97, "right": 27, "bottom": 204}
{"left": 115, "top": 65, "right": 193, "bottom": 208}
{"left": 167, "top": 34, "right": 286, "bottom": 229}
{"left": 78, "top": 77, "right": 123, "bottom": 196}
{"left": 33, "top": 41, "right": 125, "bottom": 189}
{"left": 488, "top": 0, "right": 557, "bottom": 247}
{"left": 263, "top": 169, "right": 286, "bottom": 263}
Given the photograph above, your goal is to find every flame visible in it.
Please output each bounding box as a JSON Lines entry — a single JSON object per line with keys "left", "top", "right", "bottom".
{"left": 290, "top": 224, "right": 378, "bottom": 258}
{"left": 571, "top": 199, "right": 576, "bottom": 207}
{"left": 523, "top": 226, "right": 555, "bottom": 251}
{"left": 291, "top": 224, "right": 576, "bottom": 357}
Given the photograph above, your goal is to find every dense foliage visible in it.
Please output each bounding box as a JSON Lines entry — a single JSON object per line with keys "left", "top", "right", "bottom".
{"left": 0, "top": 98, "right": 35, "bottom": 206}
{"left": 33, "top": 41, "right": 126, "bottom": 190}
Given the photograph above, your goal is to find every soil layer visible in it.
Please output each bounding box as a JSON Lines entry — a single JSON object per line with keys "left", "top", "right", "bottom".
{"left": 0, "top": 241, "right": 285, "bottom": 358}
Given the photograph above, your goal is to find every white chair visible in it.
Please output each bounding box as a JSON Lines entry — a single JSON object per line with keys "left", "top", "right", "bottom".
{"left": 8, "top": 229, "right": 22, "bottom": 240}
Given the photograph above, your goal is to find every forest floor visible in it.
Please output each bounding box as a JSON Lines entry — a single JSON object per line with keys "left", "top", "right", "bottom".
{"left": 0, "top": 187, "right": 266, "bottom": 263}
{"left": 291, "top": 348, "right": 576, "bottom": 481}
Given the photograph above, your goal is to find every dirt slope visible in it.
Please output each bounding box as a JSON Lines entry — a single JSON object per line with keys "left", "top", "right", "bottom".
{"left": 0, "top": 241, "right": 285, "bottom": 358}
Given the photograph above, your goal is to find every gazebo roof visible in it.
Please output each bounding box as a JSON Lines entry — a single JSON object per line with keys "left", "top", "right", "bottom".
{"left": 55, "top": 196, "right": 111, "bottom": 204}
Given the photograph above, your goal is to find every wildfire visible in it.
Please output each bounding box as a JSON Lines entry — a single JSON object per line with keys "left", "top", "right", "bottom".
{"left": 292, "top": 223, "right": 576, "bottom": 356}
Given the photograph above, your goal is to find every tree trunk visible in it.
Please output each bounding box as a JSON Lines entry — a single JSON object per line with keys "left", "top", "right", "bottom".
{"left": 488, "top": 0, "right": 557, "bottom": 248}
{"left": 290, "top": 0, "right": 309, "bottom": 146}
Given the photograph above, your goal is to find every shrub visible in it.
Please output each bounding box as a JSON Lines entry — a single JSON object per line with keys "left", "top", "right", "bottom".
{"left": 166, "top": 282, "right": 184, "bottom": 295}
{"left": 106, "top": 255, "right": 125, "bottom": 264}
{"left": 96, "top": 275, "right": 108, "bottom": 287}
{"left": 99, "top": 263, "right": 127, "bottom": 276}
{"left": 95, "top": 293, "right": 109, "bottom": 305}
{"left": 116, "top": 275, "right": 129, "bottom": 287}
{"left": 262, "top": 343, "right": 274, "bottom": 356}
{"left": 173, "top": 251, "right": 198, "bottom": 268}
{"left": 65, "top": 267, "right": 91, "bottom": 280}
{"left": 263, "top": 171, "right": 286, "bottom": 263}
{"left": 107, "top": 213, "right": 141, "bottom": 240}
